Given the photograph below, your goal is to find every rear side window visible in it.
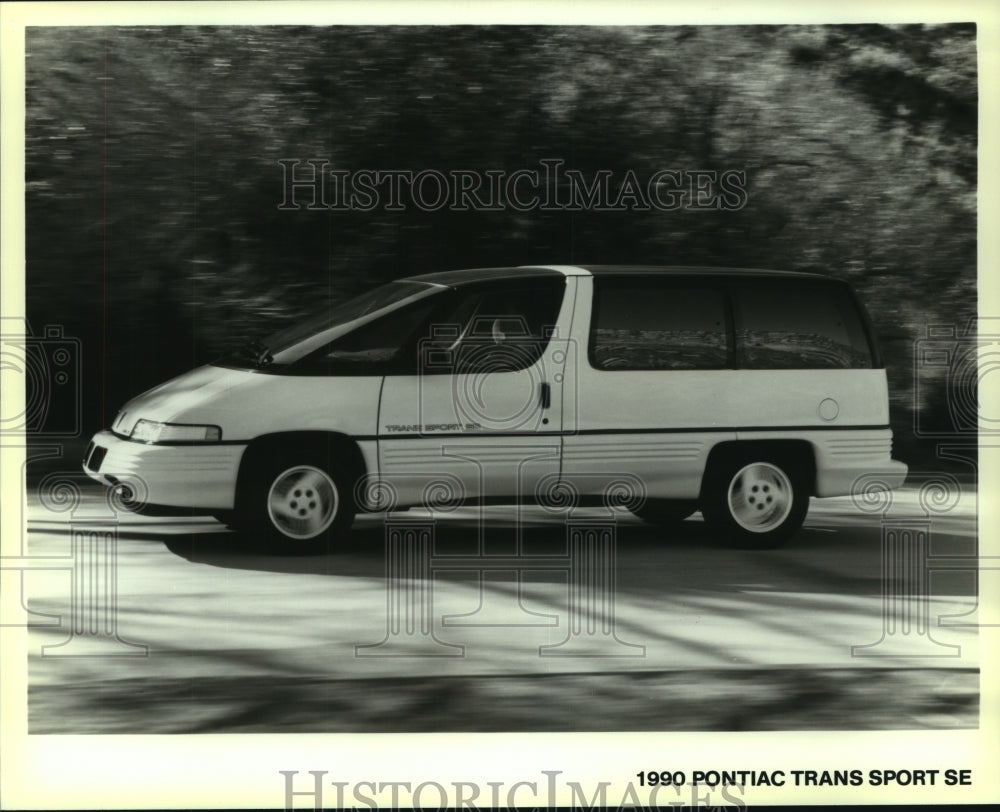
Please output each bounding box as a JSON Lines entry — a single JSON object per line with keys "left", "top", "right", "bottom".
{"left": 732, "top": 281, "right": 873, "bottom": 369}
{"left": 590, "top": 280, "right": 728, "bottom": 370}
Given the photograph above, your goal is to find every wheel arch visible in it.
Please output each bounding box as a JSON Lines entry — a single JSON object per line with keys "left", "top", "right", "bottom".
{"left": 236, "top": 431, "right": 368, "bottom": 508}
{"left": 700, "top": 439, "right": 817, "bottom": 500}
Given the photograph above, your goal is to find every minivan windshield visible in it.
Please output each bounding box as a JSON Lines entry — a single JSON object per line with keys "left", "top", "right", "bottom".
{"left": 216, "top": 280, "right": 443, "bottom": 368}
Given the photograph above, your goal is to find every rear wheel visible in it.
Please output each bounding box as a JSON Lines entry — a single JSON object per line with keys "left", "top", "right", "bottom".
{"left": 701, "top": 454, "right": 808, "bottom": 548}
{"left": 234, "top": 450, "right": 354, "bottom": 554}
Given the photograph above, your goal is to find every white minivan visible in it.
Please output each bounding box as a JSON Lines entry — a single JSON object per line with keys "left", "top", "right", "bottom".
{"left": 83, "top": 265, "right": 907, "bottom": 551}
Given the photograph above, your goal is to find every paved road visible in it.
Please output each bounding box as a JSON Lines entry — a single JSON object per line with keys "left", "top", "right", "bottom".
{"left": 18, "top": 485, "right": 981, "bottom": 732}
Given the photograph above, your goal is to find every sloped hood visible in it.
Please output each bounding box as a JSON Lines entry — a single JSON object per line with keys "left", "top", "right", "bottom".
{"left": 112, "top": 365, "right": 257, "bottom": 435}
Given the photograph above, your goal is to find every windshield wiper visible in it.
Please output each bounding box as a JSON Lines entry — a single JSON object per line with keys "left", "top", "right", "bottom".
{"left": 242, "top": 339, "right": 273, "bottom": 368}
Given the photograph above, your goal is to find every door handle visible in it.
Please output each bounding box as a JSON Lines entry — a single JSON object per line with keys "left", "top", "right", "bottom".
{"left": 540, "top": 382, "right": 551, "bottom": 409}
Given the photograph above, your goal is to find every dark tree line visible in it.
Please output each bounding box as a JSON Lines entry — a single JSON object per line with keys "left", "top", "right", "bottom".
{"left": 25, "top": 24, "right": 977, "bottom": 465}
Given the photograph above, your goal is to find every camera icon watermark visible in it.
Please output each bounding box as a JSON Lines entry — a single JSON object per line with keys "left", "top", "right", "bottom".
{"left": 416, "top": 319, "right": 576, "bottom": 436}
{"left": 913, "top": 317, "right": 1000, "bottom": 437}
{"left": 0, "top": 317, "right": 82, "bottom": 438}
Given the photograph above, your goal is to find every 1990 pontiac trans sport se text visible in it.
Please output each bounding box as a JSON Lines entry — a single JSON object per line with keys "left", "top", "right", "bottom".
{"left": 83, "top": 265, "right": 907, "bottom": 552}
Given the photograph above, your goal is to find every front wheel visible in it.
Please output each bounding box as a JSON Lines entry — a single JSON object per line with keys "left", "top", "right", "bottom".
{"left": 234, "top": 452, "right": 354, "bottom": 554}
{"left": 701, "top": 456, "right": 809, "bottom": 548}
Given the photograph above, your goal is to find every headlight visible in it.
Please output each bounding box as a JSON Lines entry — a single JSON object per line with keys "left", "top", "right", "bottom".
{"left": 130, "top": 419, "right": 222, "bottom": 444}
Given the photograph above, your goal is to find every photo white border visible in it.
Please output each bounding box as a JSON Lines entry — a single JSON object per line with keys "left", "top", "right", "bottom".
{"left": 1, "top": 1, "right": 998, "bottom": 807}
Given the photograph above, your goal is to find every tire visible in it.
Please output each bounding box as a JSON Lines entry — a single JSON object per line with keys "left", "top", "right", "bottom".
{"left": 234, "top": 450, "right": 354, "bottom": 554}
{"left": 631, "top": 499, "right": 697, "bottom": 525}
{"left": 701, "top": 453, "right": 809, "bottom": 548}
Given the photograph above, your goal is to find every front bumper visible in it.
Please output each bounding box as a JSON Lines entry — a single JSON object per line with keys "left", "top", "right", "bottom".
{"left": 82, "top": 430, "right": 247, "bottom": 510}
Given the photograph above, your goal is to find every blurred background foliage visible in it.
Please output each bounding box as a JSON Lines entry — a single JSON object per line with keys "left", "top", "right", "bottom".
{"left": 25, "top": 25, "right": 976, "bottom": 467}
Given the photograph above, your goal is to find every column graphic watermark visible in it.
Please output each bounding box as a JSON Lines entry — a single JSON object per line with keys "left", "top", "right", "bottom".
{"left": 354, "top": 470, "right": 647, "bottom": 658}
{"left": 1, "top": 445, "right": 65, "bottom": 628}
{"left": 32, "top": 472, "right": 148, "bottom": 657}
{"left": 850, "top": 471, "right": 995, "bottom": 658}
{"left": 437, "top": 448, "right": 561, "bottom": 628}
{"left": 355, "top": 476, "right": 465, "bottom": 657}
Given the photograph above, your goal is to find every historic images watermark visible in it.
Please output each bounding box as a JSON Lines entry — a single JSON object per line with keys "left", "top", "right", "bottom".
{"left": 279, "top": 768, "right": 748, "bottom": 811}
{"left": 278, "top": 158, "right": 749, "bottom": 212}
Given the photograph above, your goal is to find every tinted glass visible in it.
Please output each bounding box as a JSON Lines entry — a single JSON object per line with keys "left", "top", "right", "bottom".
{"left": 591, "top": 281, "right": 728, "bottom": 370}
{"left": 302, "top": 296, "right": 441, "bottom": 371}
{"left": 418, "top": 281, "right": 565, "bottom": 373}
{"left": 733, "top": 281, "right": 872, "bottom": 369}
{"left": 215, "top": 280, "right": 441, "bottom": 369}
{"left": 266, "top": 280, "right": 434, "bottom": 354}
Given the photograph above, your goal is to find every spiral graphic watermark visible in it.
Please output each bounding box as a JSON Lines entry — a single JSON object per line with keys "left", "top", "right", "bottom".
{"left": 421, "top": 475, "right": 466, "bottom": 513}
{"left": 354, "top": 474, "right": 399, "bottom": 513}
{"left": 602, "top": 474, "right": 648, "bottom": 514}
{"left": 916, "top": 473, "right": 962, "bottom": 515}
{"left": 105, "top": 473, "right": 151, "bottom": 515}
{"left": 535, "top": 472, "right": 580, "bottom": 514}
{"left": 849, "top": 473, "right": 896, "bottom": 515}
{"left": 37, "top": 471, "right": 85, "bottom": 515}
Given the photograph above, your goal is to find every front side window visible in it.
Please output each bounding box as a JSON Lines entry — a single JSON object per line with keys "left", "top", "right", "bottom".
{"left": 590, "top": 279, "right": 728, "bottom": 370}
{"left": 418, "top": 280, "right": 565, "bottom": 374}
{"left": 732, "top": 281, "right": 873, "bottom": 369}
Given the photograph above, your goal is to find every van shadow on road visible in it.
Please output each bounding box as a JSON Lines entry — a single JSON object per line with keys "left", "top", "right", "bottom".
{"left": 150, "top": 509, "right": 975, "bottom": 601}
{"left": 26, "top": 505, "right": 980, "bottom": 734}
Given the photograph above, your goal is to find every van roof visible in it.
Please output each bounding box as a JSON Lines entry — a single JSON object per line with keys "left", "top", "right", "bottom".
{"left": 407, "top": 265, "right": 833, "bottom": 287}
